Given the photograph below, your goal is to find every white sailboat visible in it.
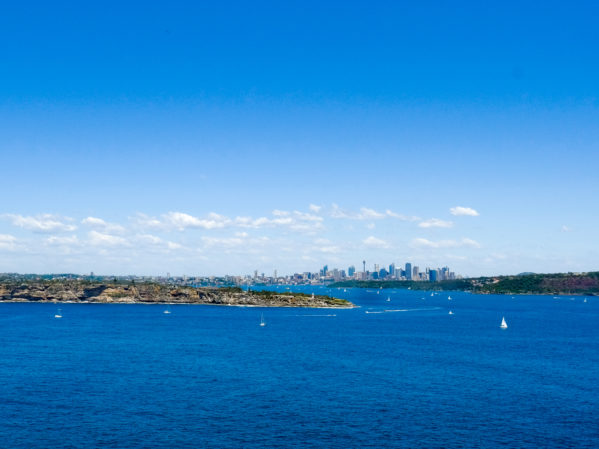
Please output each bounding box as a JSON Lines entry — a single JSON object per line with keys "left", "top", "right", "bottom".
{"left": 500, "top": 317, "right": 508, "bottom": 329}
{"left": 163, "top": 304, "right": 171, "bottom": 314}
{"left": 386, "top": 296, "right": 391, "bottom": 302}
{"left": 54, "top": 308, "right": 62, "bottom": 319}
{"left": 448, "top": 295, "right": 452, "bottom": 300}
{"left": 430, "top": 292, "right": 434, "bottom": 297}
{"left": 260, "top": 313, "right": 266, "bottom": 327}
{"left": 448, "top": 310, "right": 454, "bottom": 315}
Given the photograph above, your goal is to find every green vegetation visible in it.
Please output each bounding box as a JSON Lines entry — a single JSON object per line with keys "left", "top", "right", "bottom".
{"left": 330, "top": 271, "right": 599, "bottom": 295}
{"left": 219, "top": 286, "right": 343, "bottom": 302}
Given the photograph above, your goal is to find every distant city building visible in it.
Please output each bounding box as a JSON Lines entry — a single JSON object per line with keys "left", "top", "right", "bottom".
{"left": 389, "top": 263, "right": 395, "bottom": 277}
{"left": 405, "top": 263, "right": 412, "bottom": 280}
{"left": 413, "top": 266, "right": 419, "bottom": 279}
{"left": 430, "top": 269, "right": 438, "bottom": 282}
{"left": 374, "top": 264, "right": 379, "bottom": 273}
{"left": 348, "top": 265, "right": 356, "bottom": 277}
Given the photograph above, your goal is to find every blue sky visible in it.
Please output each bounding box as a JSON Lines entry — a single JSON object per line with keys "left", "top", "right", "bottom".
{"left": 1, "top": 1, "right": 598, "bottom": 276}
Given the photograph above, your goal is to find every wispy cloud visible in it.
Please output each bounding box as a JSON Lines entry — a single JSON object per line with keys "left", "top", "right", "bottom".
{"left": 410, "top": 237, "right": 480, "bottom": 249}
{"left": 418, "top": 218, "right": 453, "bottom": 229}
{"left": 363, "top": 236, "right": 389, "bottom": 248}
{"left": 82, "top": 217, "right": 125, "bottom": 234}
{"left": 330, "top": 204, "right": 418, "bottom": 221}
{"left": 450, "top": 206, "right": 479, "bottom": 217}
{"left": 3, "top": 214, "right": 77, "bottom": 233}
{"left": 134, "top": 210, "right": 324, "bottom": 233}
{"left": 88, "top": 231, "right": 130, "bottom": 247}
{"left": 0, "top": 234, "right": 17, "bottom": 250}
{"left": 45, "top": 235, "right": 80, "bottom": 246}
{"left": 561, "top": 225, "right": 572, "bottom": 232}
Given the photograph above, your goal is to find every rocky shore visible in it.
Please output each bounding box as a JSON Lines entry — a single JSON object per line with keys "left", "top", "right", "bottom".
{"left": 0, "top": 281, "right": 354, "bottom": 308}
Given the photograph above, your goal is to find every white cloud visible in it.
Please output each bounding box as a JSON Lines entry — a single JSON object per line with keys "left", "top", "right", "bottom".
{"left": 410, "top": 237, "right": 480, "bottom": 249}
{"left": 132, "top": 213, "right": 163, "bottom": 229}
{"left": 418, "top": 218, "right": 454, "bottom": 229}
{"left": 385, "top": 210, "right": 421, "bottom": 221}
{"left": 82, "top": 217, "right": 125, "bottom": 234}
{"left": 0, "top": 234, "right": 17, "bottom": 250}
{"left": 450, "top": 206, "right": 479, "bottom": 217}
{"left": 4, "top": 214, "right": 77, "bottom": 233}
{"left": 88, "top": 231, "right": 129, "bottom": 247}
{"left": 309, "top": 204, "right": 322, "bottom": 213}
{"left": 358, "top": 208, "right": 385, "bottom": 220}
{"left": 134, "top": 209, "right": 324, "bottom": 233}
{"left": 45, "top": 235, "right": 80, "bottom": 246}
{"left": 561, "top": 225, "right": 571, "bottom": 232}
{"left": 164, "top": 211, "right": 230, "bottom": 230}
{"left": 363, "top": 236, "right": 389, "bottom": 248}
{"left": 330, "top": 205, "right": 418, "bottom": 221}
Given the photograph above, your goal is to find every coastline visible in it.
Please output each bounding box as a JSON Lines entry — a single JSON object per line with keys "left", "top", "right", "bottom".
{"left": 0, "top": 282, "right": 355, "bottom": 308}
{"left": 0, "top": 298, "right": 357, "bottom": 308}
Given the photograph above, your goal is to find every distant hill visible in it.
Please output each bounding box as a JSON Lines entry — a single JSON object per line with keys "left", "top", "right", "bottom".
{"left": 330, "top": 271, "right": 599, "bottom": 295}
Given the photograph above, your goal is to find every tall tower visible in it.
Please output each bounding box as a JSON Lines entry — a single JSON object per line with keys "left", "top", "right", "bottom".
{"left": 363, "top": 260, "right": 366, "bottom": 272}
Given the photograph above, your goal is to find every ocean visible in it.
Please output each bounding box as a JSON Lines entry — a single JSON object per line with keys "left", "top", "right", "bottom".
{"left": 1, "top": 287, "right": 597, "bottom": 448}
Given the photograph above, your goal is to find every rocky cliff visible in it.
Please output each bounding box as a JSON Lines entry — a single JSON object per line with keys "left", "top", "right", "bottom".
{"left": 0, "top": 281, "right": 354, "bottom": 308}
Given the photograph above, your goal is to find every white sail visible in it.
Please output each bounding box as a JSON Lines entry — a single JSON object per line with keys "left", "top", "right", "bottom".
{"left": 500, "top": 317, "right": 508, "bottom": 329}
{"left": 260, "top": 313, "right": 266, "bottom": 327}
{"left": 54, "top": 308, "right": 62, "bottom": 319}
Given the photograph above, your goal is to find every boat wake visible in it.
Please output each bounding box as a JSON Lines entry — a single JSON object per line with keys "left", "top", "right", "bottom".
{"left": 365, "top": 307, "right": 442, "bottom": 314}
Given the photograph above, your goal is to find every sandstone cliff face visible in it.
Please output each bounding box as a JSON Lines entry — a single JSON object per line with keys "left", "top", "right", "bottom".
{"left": 0, "top": 281, "right": 354, "bottom": 308}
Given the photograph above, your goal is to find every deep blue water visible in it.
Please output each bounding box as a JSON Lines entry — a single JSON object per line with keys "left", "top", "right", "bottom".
{"left": 1, "top": 287, "right": 598, "bottom": 448}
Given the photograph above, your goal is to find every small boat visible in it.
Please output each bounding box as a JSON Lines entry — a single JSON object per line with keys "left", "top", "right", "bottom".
{"left": 54, "top": 308, "right": 62, "bottom": 319}
{"left": 386, "top": 296, "right": 391, "bottom": 302}
{"left": 448, "top": 296, "right": 452, "bottom": 300}
{"left": 500, "top": 317, "right": 508, "bottom": 329}
{"left": 163, "top": 305, "right": 171, "bottom": 314}
{"left": 430, "top": 293, "right": 434, "bottom": 297}
{"left": 448, "top": 310, "right": 454, "bottom": 315}
{"left": 260, "top": 313, "right": 266, "bottom": 327}
{"left": 584, "top": 298, "right": 587, "bottom": 303}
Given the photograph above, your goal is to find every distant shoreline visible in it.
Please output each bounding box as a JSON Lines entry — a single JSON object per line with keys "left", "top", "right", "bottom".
{"left": 0, "top": 282, "right": 355, "bottom": 309}
{"left": 329, "top": 271, "right": 599, "bottom": 296}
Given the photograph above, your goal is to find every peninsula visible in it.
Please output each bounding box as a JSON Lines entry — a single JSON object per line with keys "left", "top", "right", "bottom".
{"left": 330, "top": 271, "right": 599, "bottom": 296}
{"left": 0, "top": 280, "right": 354, "bottom": 308}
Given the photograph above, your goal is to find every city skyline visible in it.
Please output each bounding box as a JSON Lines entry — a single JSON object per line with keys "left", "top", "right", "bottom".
{"left": 1, "top": 2, "right": 598, "bottom": 276}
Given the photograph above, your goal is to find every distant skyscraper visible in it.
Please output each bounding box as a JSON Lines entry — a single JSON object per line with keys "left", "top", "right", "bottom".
{"left": 348, "top": 265, "right": 356, "bottom": 277}
{"left": 389, "top": 263, "right": 395, "bottom": 276}
{"left": 374, "top": 264, "right": 379, "bottom": 273}
{"left": 405, "top": 263, "right": 412, "bottom": 280}
{"left": 363, "top": 260, "right": 366, "bottom": 272}
{"left": 274, "top": 269, "right": 277, "bottom": 279}
{"left": 413, "top": 266, "right": 419, "bottom": 279}
{"left": 429, "top": 269, "right": 438, "bottom": 282}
